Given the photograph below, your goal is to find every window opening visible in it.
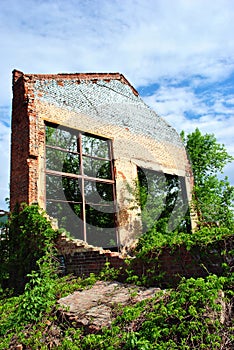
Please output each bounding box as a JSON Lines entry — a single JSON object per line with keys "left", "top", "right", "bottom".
{"left": 45, "top": 123, "right": 118, "bottom": 248}
{"left": 137, "top": 167, "right": 191, "bottom": 233}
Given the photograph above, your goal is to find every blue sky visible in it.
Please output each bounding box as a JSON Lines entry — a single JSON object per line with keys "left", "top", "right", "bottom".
{"left": 0, "top": 0, "right": 234, "bottom": 210}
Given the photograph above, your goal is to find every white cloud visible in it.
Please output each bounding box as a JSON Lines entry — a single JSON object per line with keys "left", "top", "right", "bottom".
{"left": 0, "top": 0, "right": 233, "bottom": 207}
{"left": 143, "top": 84, "right": 234, "bottom": 185}
{"left": 1, "top": 0, "right": 234, "bottom": 102}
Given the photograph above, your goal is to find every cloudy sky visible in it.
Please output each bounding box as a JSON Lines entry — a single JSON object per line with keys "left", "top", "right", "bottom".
{"left": 0, "top": 0, "right": 234, "bottom": 210}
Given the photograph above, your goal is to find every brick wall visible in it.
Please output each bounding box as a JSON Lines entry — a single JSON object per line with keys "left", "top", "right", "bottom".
{"left": 10, "top": 69, "right": 194, "bottom": 247}
{"left": 10, "top": 72, "right": 30, "bottom": 208}
{"left": 56, "top": 234, "right": 128, "bottom": 277}
{"left": 56, "top": 234, "right": 234, "bottom": 287}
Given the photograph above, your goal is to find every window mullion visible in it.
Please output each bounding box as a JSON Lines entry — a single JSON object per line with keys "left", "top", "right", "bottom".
{"left": 78, "top": 133, "right": 87, "bottom": 242}
{"left": 108, "top": 140, "right": 119, "bottom": 247}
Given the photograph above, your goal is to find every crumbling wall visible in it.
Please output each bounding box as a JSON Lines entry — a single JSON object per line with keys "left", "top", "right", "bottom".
{"left": 56, "top": 234, "right": 234, "bottom": 287}
{"left": 56, "top": 233, "right": 127, "bottom": 276}
{"left": 10, "top": 70, "right": 193, "bottom": 248}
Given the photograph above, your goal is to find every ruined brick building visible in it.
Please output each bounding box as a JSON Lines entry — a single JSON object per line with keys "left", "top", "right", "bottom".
{"left": 10, "top": 70, "right": 193, "bottom": 250}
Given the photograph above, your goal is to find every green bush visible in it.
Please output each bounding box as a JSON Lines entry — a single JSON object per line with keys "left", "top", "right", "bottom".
{"left": 0, "top": 203, "right": 233, "bottom": 349}
{"left": 1, "top": 203, "right": 58, "bottom": 293}
{"left": 135, "top": 225, "right": 233, "bottom": 259}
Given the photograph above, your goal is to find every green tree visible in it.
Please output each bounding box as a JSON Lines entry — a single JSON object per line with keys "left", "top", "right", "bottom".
{"left": 181, "top": 128, "right": 234, "bottom": 228}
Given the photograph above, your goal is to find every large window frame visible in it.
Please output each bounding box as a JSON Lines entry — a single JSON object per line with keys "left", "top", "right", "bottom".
{"left": 45, "top": 122, "right": 118, "bottom": 247}
{"left": 137, "top": 167, "right": 191, "bottom": 233}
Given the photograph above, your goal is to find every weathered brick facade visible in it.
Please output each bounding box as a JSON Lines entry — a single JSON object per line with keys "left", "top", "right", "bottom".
{"left": 10, "top": 69, "right": 194, "bottom": 249}
{"left": 56, "top": 234, "right": 234, "bottom": 287}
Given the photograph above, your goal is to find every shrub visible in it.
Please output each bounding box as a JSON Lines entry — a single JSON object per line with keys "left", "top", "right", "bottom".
{"left": 1, "top": 203, "right": 58, "bottom": 293}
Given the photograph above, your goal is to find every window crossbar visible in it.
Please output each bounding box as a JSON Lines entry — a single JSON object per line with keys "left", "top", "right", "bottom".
{"left": 46, "top": 169, "right": 115, "bottom": 184}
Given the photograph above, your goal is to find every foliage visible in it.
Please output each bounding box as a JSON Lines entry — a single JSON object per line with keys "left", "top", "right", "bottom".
{"left": 181, "top": 128, "right": 233, "bottom": 178}
{"left": 135, "top": 225, "right": 233, "bottom": 258}
{"left": 137, "top": 168, "right": 191, "bottom": 234}
{"left": 134, "top": 275, "right": 233, "bottom": 349}
{"left": 1, "top": 273, "right": 232, "bottom": 349}
{"left": 0, "top": 236, "right": 233, "bottom": 349}
{"left": 0, "top": 263, "right": 99, "bottom": 349}
{"left": 99, "top": 274, "right": 233, "bottom": 350}
{"left": 99, "top": 261, "right": 122, "bottom": 281}
{"left": 0, "top": 203, "right": 58, "bottom": 293}
{"left": 0, "top": 252, "right": 58, "bottom": 336}
{"left": 13, "top": 252, "right": 58, "bottom": 325}
{"left": 181, "top": 128, "right": 234, "bottom": 228}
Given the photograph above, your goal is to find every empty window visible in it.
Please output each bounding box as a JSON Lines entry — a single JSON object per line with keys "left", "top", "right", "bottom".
{"left": 45, "top": 123, "right": 118, "bottom": 248}
{"left": 137, "top": 167, "right": 191, "bottom": 233}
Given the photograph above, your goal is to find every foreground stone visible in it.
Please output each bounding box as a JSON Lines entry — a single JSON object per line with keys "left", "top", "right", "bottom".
{"left": 57, "top": 281, "right": 160, "bottom": 332}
